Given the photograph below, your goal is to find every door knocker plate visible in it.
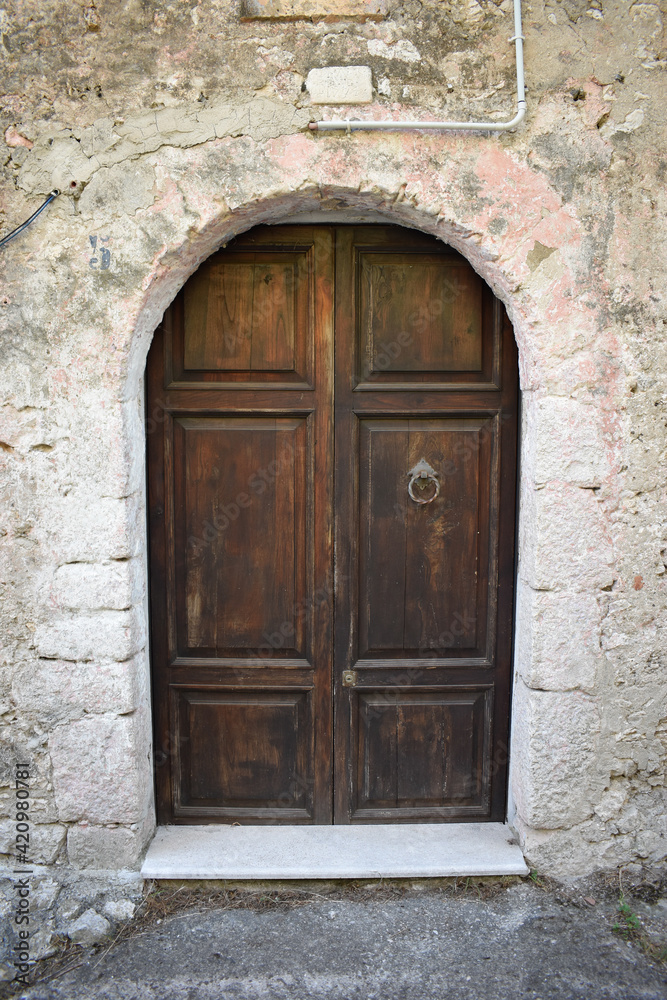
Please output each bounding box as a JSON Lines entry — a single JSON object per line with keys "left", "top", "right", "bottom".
{"left": 407, "top": 459, "right": 440, "bottom": 505}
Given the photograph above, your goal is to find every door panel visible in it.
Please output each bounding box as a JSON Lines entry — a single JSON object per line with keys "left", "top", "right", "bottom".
{"left": 172, "top": 415, "right": 309, "bottom": 657}
{"left": 354, "top": 243, "right": 501, "bottom": 392}
{"left": 358, "top": 252, "right": 484, "bottom": 375}
{"left": 168, "top": 244, "right": 314, "bottom": 387}
{"left": 358, "top": 416, "right": 495, "bottom": 659}
{"left": 354, "top": 687, "right": 492, "bottom": 817}
{"left": 171, "top": 687, "right": 313, "bottom": 820}
{"left": 183, "top": 254, "right": 303, "bottom": 373}
{"left": 147, "top": 224, "right": 518, "bottom": 827}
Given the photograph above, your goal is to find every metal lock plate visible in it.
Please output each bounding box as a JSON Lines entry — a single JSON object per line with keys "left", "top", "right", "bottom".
{"left": 342, "top": 670, "right": 357, "bottom": 687}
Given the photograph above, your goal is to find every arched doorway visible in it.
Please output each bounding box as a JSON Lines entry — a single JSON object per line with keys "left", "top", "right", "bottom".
{"left": 146, "top": 223, "right": 519, "bottom": 825}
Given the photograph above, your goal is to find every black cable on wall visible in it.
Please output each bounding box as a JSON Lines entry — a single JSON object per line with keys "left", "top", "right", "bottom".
{"left": 0, "top": 190, "right": 60, "bottom": 251}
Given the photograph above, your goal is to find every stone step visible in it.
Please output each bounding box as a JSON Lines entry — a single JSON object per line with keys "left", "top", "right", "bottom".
{"left": 141, "top": 823, "right": 528, "bottom": 880}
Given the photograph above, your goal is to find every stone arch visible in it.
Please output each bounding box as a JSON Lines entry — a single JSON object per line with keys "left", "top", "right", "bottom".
{"left": 125, "top": 184, "right": 539, "bottom": 400}
{"left": 41, "top": 135, "right": 619, "bottom": 874}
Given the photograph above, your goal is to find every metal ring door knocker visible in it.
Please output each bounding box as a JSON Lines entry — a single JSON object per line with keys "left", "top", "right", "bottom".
{"left": 407, "top": 459, "right": 440, "bottom": 505}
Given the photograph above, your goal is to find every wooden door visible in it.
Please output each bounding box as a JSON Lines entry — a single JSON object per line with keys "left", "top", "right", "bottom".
{"left": 147, "top": 227, "right": 334, "bottom": 823}
{"left": 147, "top": 225, "right": 518, "bottom": 825}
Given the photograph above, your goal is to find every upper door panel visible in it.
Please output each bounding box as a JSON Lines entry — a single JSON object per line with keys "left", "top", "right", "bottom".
{"left": 166, "top": 241, "right": 316, "bottom": 388}
{"left": 349, "top": 231, "right": 502, "bottom": 391}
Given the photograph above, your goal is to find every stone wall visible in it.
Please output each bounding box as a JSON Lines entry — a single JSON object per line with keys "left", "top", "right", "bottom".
{"left": 0, "top": 0, "right": 665, "bottom": 879}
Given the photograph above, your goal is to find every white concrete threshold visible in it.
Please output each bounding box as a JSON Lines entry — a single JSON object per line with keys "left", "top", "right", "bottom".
{"left": 141, "top": 824, "right": 528, "bottom": 880}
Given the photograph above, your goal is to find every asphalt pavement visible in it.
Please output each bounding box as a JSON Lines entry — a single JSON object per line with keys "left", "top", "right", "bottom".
{"left": 11, "top": 879, "right": 667, "bottom": 1000}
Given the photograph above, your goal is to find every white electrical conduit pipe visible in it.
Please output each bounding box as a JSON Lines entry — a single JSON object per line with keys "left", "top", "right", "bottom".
{"left": 309, "top": 0, "right": 526, "bottom": 133}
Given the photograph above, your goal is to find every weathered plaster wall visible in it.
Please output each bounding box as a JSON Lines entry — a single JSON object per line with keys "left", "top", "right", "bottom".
{"left": 0, "top": 0, "right": 665, "bottom": 882}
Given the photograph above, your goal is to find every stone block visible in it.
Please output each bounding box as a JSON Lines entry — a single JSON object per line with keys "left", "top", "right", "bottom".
{"left": 366, "top": 39, "right": 421, "bottom": 63}
{"left": 306, "top": 66, "right": 373, "bottom": 105}
{"left": 241, "top": 0, "right": 386, "bottom": 19}
{"left": 50, "top": 560, "right": 143, "bottom": 612}
{"left": 12, "top": 655, "right": 144, "bottom": 722}
{"left": 50, "top": 715, "right": 151, "bottom": 824}
{"left": 519, "top": 482, "right": 614, "bottom": 591}
{"left": 42, "top": 493, "right": 144, "bottom": 564}
{"left": 57, "top": 897, "right": 82, "bottom": 924}
{"left": 67, "top": 908, "right": 111, "bottom": 946}
{"left": 513, "top": 819, "right": 631, "bottom": 877}
{"left": 102, "top": 898, "right": 136, "bottom": 921}
{"left": 510, "top": 682, "right": 602, "bottom": 830}
{"left": 30, "top": 824, "right": 67, "bottom": 864}
{"left": 0, "top": 821, "right": 66, "bottom": 864}
{"left": 634, "top": 828, "right": 665, "bottom": 861}
{"left": 34, "top": 609, "right": 146, "bottom": 662}
{"left": 530, "top": 396, "right": 611, "bottom": 488}
{"left": 594, "top": 785, "right": 626, "bottom": 822}
{"left": 67, "top": 824, "right": 145, "bottom": 869}
{"left": 30, "top": 926, "right": 59, "bottom": 961}
{"left": 31, "top": 878, "right": 61, "bottom": 911}
{"left": 515, "top": 583, "right": 602, "bottom": 692}
{"left": 64, "top": 398, "right": 146, "bottom": 500}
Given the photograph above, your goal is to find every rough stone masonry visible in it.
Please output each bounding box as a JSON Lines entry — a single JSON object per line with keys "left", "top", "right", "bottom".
{"left": 0, "top": 0, "right": 665, "bottom": 920}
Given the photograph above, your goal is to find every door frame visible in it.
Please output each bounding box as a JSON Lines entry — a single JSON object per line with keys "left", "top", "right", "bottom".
{"left": 145, "top": 216, "right": 521, "bottom": 828}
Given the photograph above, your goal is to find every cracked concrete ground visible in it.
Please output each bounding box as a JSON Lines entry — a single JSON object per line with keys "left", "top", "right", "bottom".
{"left": 10, "top": 880, "right": 667, "bottom": 1000}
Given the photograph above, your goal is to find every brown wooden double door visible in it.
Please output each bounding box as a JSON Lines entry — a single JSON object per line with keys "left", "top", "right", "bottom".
{"left": 147, "top": 225, "right": 518, "bottom": 825}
